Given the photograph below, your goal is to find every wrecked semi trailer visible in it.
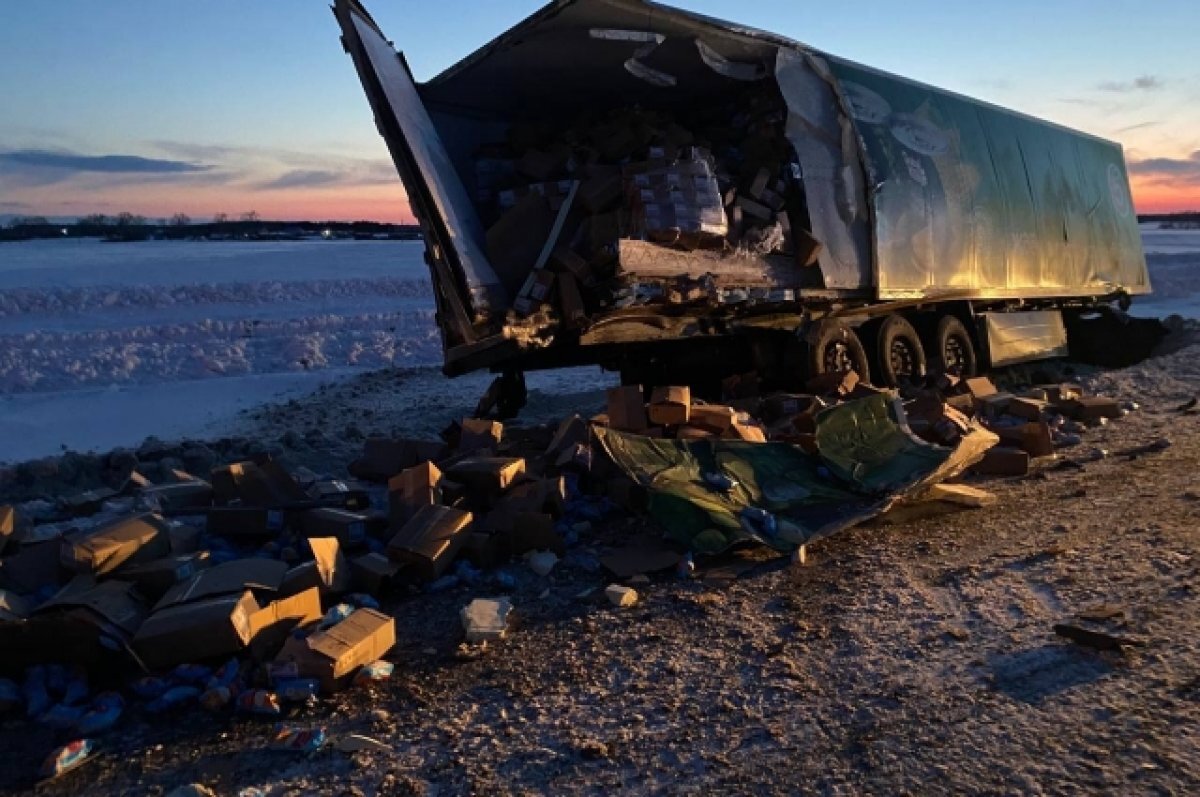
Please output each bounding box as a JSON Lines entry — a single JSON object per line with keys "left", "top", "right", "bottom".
{"left": 333, "top": 0, "right": 1149, "bottom": 404}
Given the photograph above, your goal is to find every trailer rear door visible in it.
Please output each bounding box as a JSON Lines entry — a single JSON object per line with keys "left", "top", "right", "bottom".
{"left": 333, "top": 0, "right": 508, "bottom": 349}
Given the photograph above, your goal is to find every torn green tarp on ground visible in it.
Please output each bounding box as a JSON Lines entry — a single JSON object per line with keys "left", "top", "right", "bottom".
{"left": 594, "top": 393, "right": 997, "bottom": 555}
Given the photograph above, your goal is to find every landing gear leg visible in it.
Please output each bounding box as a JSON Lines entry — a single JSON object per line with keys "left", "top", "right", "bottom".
{"left": 475, "top": 370, "right": 528, "bottom": 420}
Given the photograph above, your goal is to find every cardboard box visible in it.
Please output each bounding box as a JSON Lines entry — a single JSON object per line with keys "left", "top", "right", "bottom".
{"left": 1005, "top": 397, "right": 1048, "bottom": 422}
{"left": 277, "top": 608, "right": 396, "bottom": 693}
{"left": 486, "top": 194, "right": 557, "bottom": 296}
{"left": 246, "top": 587, "right": 323, "bottom": 660}
{"left": 62, "top": 487, "right": 119, "bottom": 517}
{"left": 281, "top": 537, "right": 351, "bottom": 596}
{"left": 607, "top": 385, "right": 648, "bottom": 432}
{"left": 307, "top": 480, "right": 370, "bottom": 511}
{"left": 689, "top": 404, "right": 737, "bottom": 434}
{"left": 206, "top": 507, "right": 288, "bottom": 538}
{"left": 963, "top": 377, "right": 998, "bottom": 399}
{"left": 114, "top": 552, "right": 212, "bottom": 602}
{"left": 972, "top": 446, "right": 1030, "bottom": 477}
{"left": 299, "top": 508, "right": 369, "bottom": 548}
{"left": 495, "top": 477, "right": 566, "bottom": 518}
{"left": 5, "top": 579, "right": 148, "bottom": 669}
{"left": 648, "top": 386, "right": 691, "bottom": 427}
{"left": 349, "top": 437, "right": 445, "bottom": 483}
{"left": 1064, "top": 397, "right": 1122, "bottom": 422}
{"left": 350, "top": 553, "right": 404, "bottom": 594}
{"left": 459, "top": 418, "right": 503, "bottom": 453}
{"left": 444, "top": 457, "right": 526, "bottom": 494}
{"left": 506, "top": 511, "right": 564, "bottom": 556}
{"left": 141, "top": 481, "right": 214, "bottom": 512}
{"left": 155, "top": 558, "right": 287, "bottom": 611}
{"left": 993, "top": 421, "right": 1055, "bottom": 458}
{"left": 675, "top": 426, "right": 714, "bottom": 440}
{"left": 388, "top": 461, "right": 443, "bottom": 526}
{"left": 725, "top": 420, "right": 768, "bottom": 443}
{"left": 387, "top": 505, "right": 473, "bottom": 581}
{"left": 61, "top": 514, "right": 172, "bottom": 576}
{"left": 0, "top": 541, "right": 68, "bottom": 594}
{"left": 210, "top": 459, "right": 306, "bottom": 507}
{"left": 135, "top": 590, "right": 259, "bottom": 670}
{"left": 975, "top": 393, "right": 1014, "bottom": 418}
{"left": 461, "top": 531, "right": 510, "bottom": 570}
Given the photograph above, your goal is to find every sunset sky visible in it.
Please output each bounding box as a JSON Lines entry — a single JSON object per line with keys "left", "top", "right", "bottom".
{"left": 2, "top": 0, "right": 1197, "bottom": 222}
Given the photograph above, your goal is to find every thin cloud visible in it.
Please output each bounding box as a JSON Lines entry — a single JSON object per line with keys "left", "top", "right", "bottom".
{"left": 1127, "top": 151, "right": 1200, "bottom": 187}
{"left": 0, "top": 149, "right": 212, "bottom": 175}
{"left": 1115, "top": 121, "right": 1159, "bottom": 134}
{"left": 1097, "top": 75, "right": 1164, "bottom": 93}
{"left": 255, "top": 169, "right": 343, "bottom": 190}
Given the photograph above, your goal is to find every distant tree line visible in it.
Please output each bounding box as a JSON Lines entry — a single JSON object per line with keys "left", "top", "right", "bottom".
{"left": 1, "top": 211, "right": 421, "bottom": 242}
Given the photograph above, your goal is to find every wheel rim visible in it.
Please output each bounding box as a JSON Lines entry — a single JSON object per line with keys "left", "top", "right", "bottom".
{"left": 889, "top": 338, "right": 918, "bottom": 379}
{"left": 823, "top": 341, "right": 856, "bottom": 373}
{"left": 943, "top": 335, "right": 969, "bottom": 373}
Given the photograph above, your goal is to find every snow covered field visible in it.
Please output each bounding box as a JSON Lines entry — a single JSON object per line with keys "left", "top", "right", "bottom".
{"left": 1, "top": 228, "right": 1198, "bottom": 462}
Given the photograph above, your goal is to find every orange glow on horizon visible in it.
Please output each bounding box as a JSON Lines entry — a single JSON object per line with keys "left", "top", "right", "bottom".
{"left": 1131, "top": 178, "right": 1200, "bottom": 215}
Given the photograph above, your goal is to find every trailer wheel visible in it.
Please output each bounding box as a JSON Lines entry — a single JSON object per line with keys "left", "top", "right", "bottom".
{"left": 933, "top": 315, "right": 978, "bottom": 377}
{"left": 807, "top": 320, "right": 871, "bottom": 384}
{"left": 876, "top": 315, "right": 927, "bottom": 387}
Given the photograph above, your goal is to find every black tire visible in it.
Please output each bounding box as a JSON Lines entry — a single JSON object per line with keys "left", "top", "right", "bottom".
{"left": 932, "top": 315, "right": 978, "bottom": 377}
{"left": 876, "top": 314, "right": 927, "bottom": 387}
{"left": 807, "top": 320, "right": 871, "bottom": 384}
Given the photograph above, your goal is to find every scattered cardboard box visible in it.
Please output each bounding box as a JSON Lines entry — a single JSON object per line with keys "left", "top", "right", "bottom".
{"left": 993, "top": 421, "right": 1055, "bottom": 458}
{"left": 349, "top": 553, "right": 403, "bottom": 594}
{"left": 972, "top": 446, "right": 1030, "bottom": 477}
{"left": 459, "top": 418, "right": 503, "bottom": 453}
{"left": 279, "top": 608, "right": 396, "bottom": 693}
{"left": 607, "top": 386, "right": 648, "bottom": 432}
{"left": 206, "top": 507, "right": 288, "bottom": 538}
{"left": 299, "top": 508, "right": 369, "bottom": 548}
{"left": 648, "top": 386, "right": 691, "bottom": 427}
{"left": 61, "top": 514, "right": 172, "bottom": 576}
{"left": 115, "top": 552, "right": 213, "bottom": 602}
{"left": 388, "top": 461, "right": 443, "bottom": 526}
{"left": 1064, "top": 397, "right": 1123, "bottom": 422}
{"left": 307, "top": 480, "right": 370, "bottom": 511}
{"left": 689, "top": 404, "right": 737, "bottom": 434}
{"left": 154, "top": 558, "right": 288, "bottom": 611}
{"left": 387, "top": 505, "right": 473, "bottom": 581}
{"left": 141, "top": 481, "right": 214, "bottom": 512}
{"left": 444, "top": 457, "right": 526, "bottom": 494}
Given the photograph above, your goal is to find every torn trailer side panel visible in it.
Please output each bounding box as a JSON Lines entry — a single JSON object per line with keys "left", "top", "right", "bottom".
{"left": 332, "top": 0, "right": 1151, "bottom": 379}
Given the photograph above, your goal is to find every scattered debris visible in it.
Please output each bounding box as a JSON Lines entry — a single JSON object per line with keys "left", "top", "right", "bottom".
{"left": 461, "top": 598, "right": 513, "bottom": 643}
{"left": 605, "top": 584, "right": 639, "bottom": 608}
{"left": 1053, "top": 623, "right": 1147, "bottom": 651}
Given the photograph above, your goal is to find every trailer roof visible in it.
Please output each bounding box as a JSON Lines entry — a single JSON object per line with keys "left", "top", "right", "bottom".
{"left": 423, "top": 0, "right": 1118, "bottom": 148}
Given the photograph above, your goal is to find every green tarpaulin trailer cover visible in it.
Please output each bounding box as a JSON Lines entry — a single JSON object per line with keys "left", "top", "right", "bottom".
{"left": 596, "top": 393, "right": 997, "bottom": 555}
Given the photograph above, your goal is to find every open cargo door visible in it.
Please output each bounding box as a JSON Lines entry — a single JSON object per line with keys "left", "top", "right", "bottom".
{"left": 333, "top": 0, "right": 510, "bottom": 367}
